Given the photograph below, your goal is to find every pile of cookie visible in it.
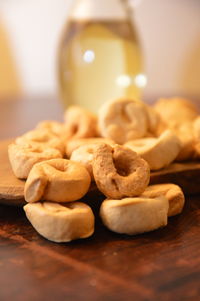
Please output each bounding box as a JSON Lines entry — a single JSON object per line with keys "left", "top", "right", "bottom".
{"left": 8, "top": 97, "right": 200, "bottom": 243}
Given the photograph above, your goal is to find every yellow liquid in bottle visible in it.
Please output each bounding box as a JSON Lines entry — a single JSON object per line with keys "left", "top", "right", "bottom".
{"left": 58, "top": 20, "right": 144, "bottom": 112}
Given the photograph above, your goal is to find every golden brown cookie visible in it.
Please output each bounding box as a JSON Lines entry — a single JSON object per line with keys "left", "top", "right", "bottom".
{"left": 141, "top": 183, "right": 185, "bottom": 217}
{"left": 93, "top": 144, "right": 150, "bottom": 199}
{"left": 98, "top": 98, "right": 149, "bottom": 144}
{"left": 100, "top": 196, "right": 169, "bottom": 235}
{"left": 64, "top": 105, "right": 98, "bottom": 139}
{"left": 70, "top": 144, "right": 100, "bottom": 180}
{"left": 173, "top": 122, "right": 196, "bottom": 161}
{"left": 66, "top": 137, "right": 115, "bottom": 158}
{"left": 145, "top": 105, "right": 167, "bottom": 136}
{"left": 16, "top": 129, "right": 65, "bottom": 155}
{"left": 8, "top": 143, "right": 62, "bottom": 179}
{"left": 36, "top": 120, "right": 69, "bottom": 141}
{"left": 24, "top": 202, "right": 95, "bottom": 242}
{"left": 154, "top": 97, "right": 199, "bottom": 129}
{"left": 24, "top": 159, "right": 91, "bottom": 203}
{"left": 125, "top": 130, "right": 181, "bottom": 170}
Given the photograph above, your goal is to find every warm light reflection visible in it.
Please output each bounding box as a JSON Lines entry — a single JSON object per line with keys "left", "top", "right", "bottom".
{"left": 116, "top": 74, "right": 132, "bottom": 87}
{"left": 116, "top": 73, "right": 147, "bottom": 88}
{"left": 83, "top": 50, "right": 95, "bottom": 63}
{"left": 134, "top": 74, "right": 147, "bottom": 87}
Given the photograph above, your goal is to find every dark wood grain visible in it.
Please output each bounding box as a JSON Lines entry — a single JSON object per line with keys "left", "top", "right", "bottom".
{"left": 0, "top": 97, "right": 200, "bottom": 301}
{"left": 0, "top": 195, "right": 200, "bottom": 301}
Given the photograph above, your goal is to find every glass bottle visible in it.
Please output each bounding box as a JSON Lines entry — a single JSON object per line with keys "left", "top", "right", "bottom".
{"left": 58, "top": 0, "right": 146, "bottom": 112}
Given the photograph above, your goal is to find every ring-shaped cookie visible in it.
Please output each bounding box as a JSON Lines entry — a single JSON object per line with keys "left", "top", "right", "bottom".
{"left": 70, "top": 144, "right": 101, "bottom": 180}
{"left": 173, "top": 123, "right": 195, "bottom": 161}
{"left": 125, "top": 130, "right": 181, "bottom": 170}
{"left": 141, "top": 184, "right": 185, "bottom": 217}
{"left": 98, "top": 98, "right": 149, "bottom": 144}
{"left": 100, "top": 196, "right": 169, "bottom": 235}
{"left": 24, "top": 159, "right": 91, "bottom": 203}
{"left": 154, "top": 97, "right": 199, "bottom": 129}
{"left": 36, "top": 120, "right": 69, "bottom": 141}
{"left": 93, "top": 144, "right": 150, "bottom": 199}
{"left": 8, "top": 143, "right": 62, "bottom": 179}
{"left": 64, "top": 105, "right": 98, "bottom": 139}
{"left": 24, "top": 202, "right": 95, "bottom": 242}
{"left": 16, "top": 129, "right": 65, "bottom": 155}
{"left": 66, "top": 137, "right": 115, "bottom": 158}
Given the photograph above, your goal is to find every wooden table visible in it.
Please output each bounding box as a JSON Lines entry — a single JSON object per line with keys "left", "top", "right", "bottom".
{"left": 0, "top": 97, "right": 200, "bottom": 301}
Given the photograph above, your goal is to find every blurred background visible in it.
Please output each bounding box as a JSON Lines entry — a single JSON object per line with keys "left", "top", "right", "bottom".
{"left": 0, "top": 0, "right": 200, "bottom": 100}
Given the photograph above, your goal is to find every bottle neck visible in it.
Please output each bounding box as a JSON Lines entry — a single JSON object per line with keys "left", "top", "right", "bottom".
{"left": 70, "top": 0, "right": 129, "bottom": 21}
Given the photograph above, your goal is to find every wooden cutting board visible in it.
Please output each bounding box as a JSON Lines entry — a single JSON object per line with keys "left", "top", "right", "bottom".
{"left": 1, "top": 139, "right": 200, "bottom": 207}
{"left": 0, "top": 139, "right": 25, "bottom": 206}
